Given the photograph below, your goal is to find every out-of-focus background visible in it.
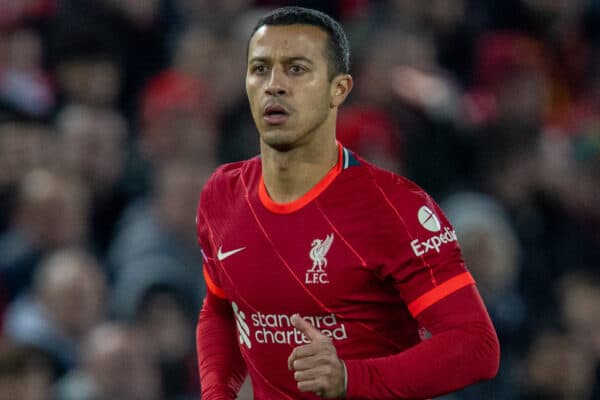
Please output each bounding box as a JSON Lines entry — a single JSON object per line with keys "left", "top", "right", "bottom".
{"left": 0, "top": 0, "right": 599, "bottom": 399}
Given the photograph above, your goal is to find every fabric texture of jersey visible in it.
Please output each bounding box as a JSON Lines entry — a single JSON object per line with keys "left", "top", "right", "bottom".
{"left": 197, "top": 145, "right": 475, "bottom": 399}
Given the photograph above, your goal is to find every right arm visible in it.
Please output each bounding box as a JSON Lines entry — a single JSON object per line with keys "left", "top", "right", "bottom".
{"left": 197, "top": 287, "right": 247, "bottom": 399}
{"left": 196, "top": 181, "right": 247, "bottom": 399}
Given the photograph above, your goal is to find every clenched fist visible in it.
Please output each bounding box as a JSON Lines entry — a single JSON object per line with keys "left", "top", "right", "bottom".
{"left": 287, "top": 314, "right": 347, "bottom": 398}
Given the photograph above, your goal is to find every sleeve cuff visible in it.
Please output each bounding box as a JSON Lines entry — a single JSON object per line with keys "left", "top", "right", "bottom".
{"left": 343, "top": 359, "right": 368, "bottom": 399}
{"left": 342, "top": 359, "right": 348, "bottom": 395}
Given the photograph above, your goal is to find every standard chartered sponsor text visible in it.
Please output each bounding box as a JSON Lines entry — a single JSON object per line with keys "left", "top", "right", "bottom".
{"left": 247, "top": 309, "right": 348, "bottom": 345}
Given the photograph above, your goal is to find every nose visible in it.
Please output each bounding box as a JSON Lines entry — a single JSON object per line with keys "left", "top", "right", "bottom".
{"left": 265, "top": 68, "right": 287, "bottom": 97}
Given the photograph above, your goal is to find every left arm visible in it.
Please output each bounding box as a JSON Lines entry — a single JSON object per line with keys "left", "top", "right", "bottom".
{"left": 343, "top": 283, "right": 499, "bottom": 399}
{"left": 288, "top": 282, "right": 499, "bottom": 399}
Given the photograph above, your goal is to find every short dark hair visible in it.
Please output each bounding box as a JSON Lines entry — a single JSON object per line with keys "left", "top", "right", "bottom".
{"left": 249, "top": 7, "right": 350, "bottom": 79}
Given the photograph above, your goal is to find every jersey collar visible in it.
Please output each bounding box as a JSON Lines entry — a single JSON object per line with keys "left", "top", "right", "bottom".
{"left": 259, "top": 143, "right": 344, "bottom": 214}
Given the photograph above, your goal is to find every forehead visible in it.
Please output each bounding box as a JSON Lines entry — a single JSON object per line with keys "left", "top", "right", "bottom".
{"left": 248, "top": 24, "right": 329, "bottom": 61}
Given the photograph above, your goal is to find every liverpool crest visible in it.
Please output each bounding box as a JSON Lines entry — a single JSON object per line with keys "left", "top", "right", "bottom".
{"left": 306, "top": 233, "right": 334, "bottom": 284}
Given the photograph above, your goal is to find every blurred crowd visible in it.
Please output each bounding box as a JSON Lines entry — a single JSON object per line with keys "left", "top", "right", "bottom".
{"left": 0, "top": 0, "right": 599, "bottom": 399}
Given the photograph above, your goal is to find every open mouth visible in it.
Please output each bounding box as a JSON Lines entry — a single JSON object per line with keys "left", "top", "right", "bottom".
{"left": 263, "top": 104, "right": 290, "bottom": 125}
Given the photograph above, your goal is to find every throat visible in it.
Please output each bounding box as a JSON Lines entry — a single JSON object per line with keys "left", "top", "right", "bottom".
{"left": 265, "top": 170, "right": 313, "bottom": 203}
{"left": 261, "top": 143, "right": 340, "bottom": 204}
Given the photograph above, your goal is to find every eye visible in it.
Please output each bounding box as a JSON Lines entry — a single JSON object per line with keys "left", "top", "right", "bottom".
{"left": 251, "top": 64, "right": 268, "bottom": 74}
{"left": 289, "top": 64, "right": 306, "bottom": 75}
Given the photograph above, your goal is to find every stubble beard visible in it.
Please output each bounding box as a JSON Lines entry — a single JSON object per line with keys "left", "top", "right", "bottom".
{"left": 260, "top": 123, "right": 326, "bottom": 153}
{"left": 260, "top": 129, "right": 297, "bottom": 152}
{"left": 259, "top": 110, "right": 331, "bottom": 153}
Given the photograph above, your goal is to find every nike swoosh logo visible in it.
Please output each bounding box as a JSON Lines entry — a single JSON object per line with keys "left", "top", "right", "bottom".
{"left": 217, "top": 246, "right": 246, "bottom": 261}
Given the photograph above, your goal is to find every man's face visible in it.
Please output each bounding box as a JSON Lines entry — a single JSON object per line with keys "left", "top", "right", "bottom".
{"left": 246, "top": 24, "right": 335, "bottom": 150}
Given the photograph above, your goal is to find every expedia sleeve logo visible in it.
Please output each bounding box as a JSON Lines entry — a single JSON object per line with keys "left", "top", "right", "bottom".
{"left": 417, "top": 206, "right": 441, "bottom": 232}
{"left": 411, "top": 206, "right": 457, "bottom": 257}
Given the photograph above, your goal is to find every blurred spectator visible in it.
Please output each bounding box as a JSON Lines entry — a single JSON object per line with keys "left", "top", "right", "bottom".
{"left": 168, "top": 23, "right": 254, "bottom": 162}
{"left": 175, "top": 0, "right": 253, "bottom": 34}
{"left": 108, "top": 160, "right": 209, "bottom": 307}
{"left": 0, "top": 338, "right": 54, "bottom": 400}
{"left": 0, "top": 281, "right": 8, "bottom": 332}
{"left": 103, "top": 0, "right": 162, "bottom": 26}
{"left": 0, "top": 169, "right": 91, "bottom": 299}
{"left": 56, "top": 322, "right": 162, "bottom": 400}
{"left": 173, "top": 25, "right": 247, "bottom": 114}
{"left": 442, "top": 192, "right": 523, "bottom": 327}
{"left": 475, "top": 124, "right": 553, "bottom": 319}
{"left": 380, "top": 0, "right": 479, "bottom": 85}
{"left": 553, "top": 130, "right": 600, "bottom": 268}
{"left": 55, "top": 104, "right": 130, "bottom": 252}
{"left": 108, "top": 160, "right": 208, "bottom": 396}
{"left": 139, "top": 71, "right": 215, "bottom": 162}
{"left": 133, "top": 284, "right": 199, "bottom": 398}
{"left": 56, "top": 0, "right": 172, "bottom": 115}
{"left": 353, "top": 28, "right": 472, "bottom": 196}
{"left": 124, "top": 70, "right": 217, "bottom": 196}
{"left": 477, "top": 125, "right": 541, "bottom": 214}
{"left": 50, "top": 18, "right": 123, "bottom": 108}
{"left": 521, "top": 267, "right": 600, "bottom": 400}
{"left": 0, "top": 26, "right": 54, "bottom": 118}
{"left": 172, "top": 25, "right": 219, "bottom": 86}
{"left": 56, "top": 104, "right": 127, "bottom": 197}
{"left": 0, "top": 120, "right": 57, "bottom": 231}
{"left": 559, "top": 272, "right": 600, "bottom": 360}
{"left": 523, "top": 330, "right": 596, "bottom": 400}
{"left": 3, "top": 248, "right": 107, "bottom": 374}
{"left": 97, "top": 0, "right": 172, "bottom": 114}
{"left": 354, "top": 29, "right": 431, "bottom": 108}
{"left": 336, "top": 105, "right": 403, "bottom": 173}
{"left": 0, "top": 0, "right": 56, "bottom": 29}
{"left": 0, "top": 120, "right": 56, "bottom": 188}
{"left": 442, "top": 192, "right": 524, "bottom": 399}
{"left": 486, "top": 0, "right": 589, "bottom": 107}
{"left": 391, "top": 65, "right": 461, "bottom": 122}
{"left": 464, "top": 32, "right": 550, "bottom": 129}
{"left": 573, "top": 138, "right": 600, "bottom": 219}
{"left": 549, "top": 48, "right": 600, "bottom": 138}
{"left": 212, "top": 35, "right": 258, "bottom": 163}
{"left": 465, "top": 33, "right": 572, "bottom": 331}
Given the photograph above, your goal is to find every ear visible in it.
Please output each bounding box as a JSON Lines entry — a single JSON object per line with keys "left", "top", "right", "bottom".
{"left": 330, "top": 74, "right": 353, "bottom": 108}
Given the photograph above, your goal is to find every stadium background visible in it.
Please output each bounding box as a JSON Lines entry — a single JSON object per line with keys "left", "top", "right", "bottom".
{"left": 0, "top": 0, "right": 599, "bottom": 399}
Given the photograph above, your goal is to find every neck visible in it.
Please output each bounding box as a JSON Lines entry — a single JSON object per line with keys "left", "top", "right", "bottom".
{"left": 260, "top": 135, "right": 338, "bottom": 204}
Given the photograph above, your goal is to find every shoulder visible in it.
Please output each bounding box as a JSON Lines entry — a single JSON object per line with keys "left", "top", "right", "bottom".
{"left": 200, "top": 157, "right": 260, "bottom": 207}
{"left": 344, "top": 157, "right": 447, "bottom": 237}
{"left": 206, "top": 160, "right": 248, "bottom": 188}
{"left": 355, "top": 156, "right": 432, "bottom": 206}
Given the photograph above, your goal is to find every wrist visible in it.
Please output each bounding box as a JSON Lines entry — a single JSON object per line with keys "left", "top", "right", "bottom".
{"left": 341, "top": 359, "right": 367, "bottom": 399}
{"left": 341, "top": 359, "right": 348, "bottom": 397}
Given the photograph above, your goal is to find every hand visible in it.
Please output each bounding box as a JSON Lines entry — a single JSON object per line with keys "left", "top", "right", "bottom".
{"left": 287, "top": 314, "right": 346, "bottom": 398}
{"left": 391, "top": 65, "right": 453, "bottom": 112}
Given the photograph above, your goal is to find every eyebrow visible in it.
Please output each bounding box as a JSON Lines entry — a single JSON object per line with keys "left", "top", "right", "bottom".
{"left": 248, "top": 56, "right": 314, "bottom": 65}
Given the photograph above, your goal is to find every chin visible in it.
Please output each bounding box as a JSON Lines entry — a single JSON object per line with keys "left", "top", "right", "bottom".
{"left": 264, "top": 139, "right": 295, "bottom": 152}
{"left": 260, "top": 131, "right": 298, "bottom": 152}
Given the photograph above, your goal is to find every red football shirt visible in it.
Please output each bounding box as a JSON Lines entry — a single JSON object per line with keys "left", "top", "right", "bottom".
{"left": 197, "top": 144, "right": 478, "bottom": 399}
